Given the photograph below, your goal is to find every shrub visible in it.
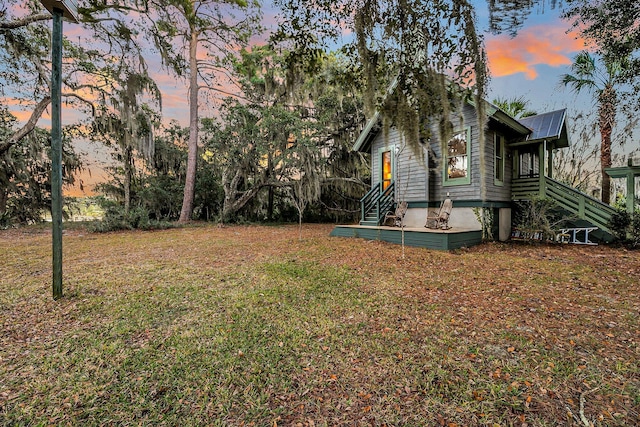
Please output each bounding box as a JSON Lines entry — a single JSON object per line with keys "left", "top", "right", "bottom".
{"left": 608, "top": 210, "right": 632, "bottom": 242}
{"left": 88, "top": 204, "right": 173, "bottom": 233}
{"left": 609, "top": 208, "right": 640, "bottom": 248}
{"left": 513, "top": 197, "right": 568, "bottom": 241}
{"left": 631, "top": 214, "right": 640, "bottom": 248}
{"left": 473, "top": 207, "right": 495, "bottom": 241}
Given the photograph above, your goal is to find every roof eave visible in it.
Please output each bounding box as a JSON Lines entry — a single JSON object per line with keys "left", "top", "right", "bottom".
{"left": 490, "top": 109, "right": 532, "bottom": 135}
{"left": 352, "top": 111, "right": 381, "bottom": 152}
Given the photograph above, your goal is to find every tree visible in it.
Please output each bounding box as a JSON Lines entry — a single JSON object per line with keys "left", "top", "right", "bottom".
{"left": 552, "top": 112, "right": 600, "bottom": 193}
{"left": 273, "top": 0, "right": 489, "bottom": 154}
{"left": 564, "top": 0, "right": 640, "bottom": 76}
{"left": 146, "top": 0, "right": 261, "bottom": 223}
{"left": 0, "top": 107, "right": 81, "bottom": 225}
{"left": 487, "top": 0, "right": 555, "bottom": 36}
{"left": 92, "top": 74, "right": 160, "bottom": 214}
{"left": 561, "top": 51, "right": 628, "bottom": 204}
{"left": 204, "top": 99, "right": 318, "bottom": 222}
{"left": 204, "top": 44, "right": 367, "bottom": 224}
{"left": 492, "top": 96, "right": 537, "bottom": 118}
{"left": 1, "top": 1, "right": 155, "bottom": 155}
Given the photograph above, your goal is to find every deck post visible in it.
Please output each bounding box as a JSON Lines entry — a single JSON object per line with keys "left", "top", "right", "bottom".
{"left": 39, "top": 0, "right": 79, "bottom": 300}
{"left": 539, "top": 142, "right": 546, "bottom": 197}
{"left": 605, "top": 158, "right": 640, "bottom": 215}
{"left": 626, "top": 173, "right": 635, "bottom": 214}
{"left": 547, "top": 141, "right": 553, "bottom": 179}
{"left": 51, "top": 7, "right": 63, "bottom": 300}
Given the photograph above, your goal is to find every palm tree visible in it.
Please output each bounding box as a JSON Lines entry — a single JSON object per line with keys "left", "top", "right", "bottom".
{"left": 492, "top": 96, "right": 537, "bottom": 119}
{"left": 561, "top": 51, "right": 627, "bottom": 204}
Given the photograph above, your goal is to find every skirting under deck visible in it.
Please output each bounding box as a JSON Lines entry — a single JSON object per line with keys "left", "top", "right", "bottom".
{"left": 330, "top": 225, "right": 483, "bottom": 250}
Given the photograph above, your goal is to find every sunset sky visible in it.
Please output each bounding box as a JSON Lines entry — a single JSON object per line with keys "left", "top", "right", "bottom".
{"left": 147, "top": 2, "right": 591, "bottom": 124}
{"left": 5, "top": 1, "right": 616, "bottom": 196}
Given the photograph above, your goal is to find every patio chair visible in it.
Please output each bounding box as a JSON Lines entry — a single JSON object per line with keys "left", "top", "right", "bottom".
{"left": 383, "top": 200, "right": 408, "bottom": 227}
{"left": 425, "top": 198, "right": 453, "bottom": 229}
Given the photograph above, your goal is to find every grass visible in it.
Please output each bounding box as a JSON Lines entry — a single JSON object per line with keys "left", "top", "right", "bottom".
{"left": 1, "top": 223, "right": 638, "bottom": 426}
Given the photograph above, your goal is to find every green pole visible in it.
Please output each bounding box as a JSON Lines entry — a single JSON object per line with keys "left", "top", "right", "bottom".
{"left": 51, "top": 8, "right": 63, "bottom": 300}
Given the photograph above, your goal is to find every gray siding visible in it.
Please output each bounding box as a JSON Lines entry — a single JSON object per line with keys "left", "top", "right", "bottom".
{"left": 396, "top": 144, "right": 428, "bottom": 202}
{"left": 429, "top": 104, "right": 513, "bottom": 202}
{"left": 481, "top": 130, "right": 514, "bottom": 202}
{"left": 370, "top": 128, "right": 429, "bottom": 203}
{"left": 369, "top": 103, "right": 514, "bottom": 204}
{"left": 371, "top": 129, "right": 398, "bottom": 188}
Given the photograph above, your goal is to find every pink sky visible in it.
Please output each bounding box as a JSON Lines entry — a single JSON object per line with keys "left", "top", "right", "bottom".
{"left": 4, "top": 2, "right": 592, "bottom": 196}
{"left": 486, "top": 25, "right": 585, "bottom": 80}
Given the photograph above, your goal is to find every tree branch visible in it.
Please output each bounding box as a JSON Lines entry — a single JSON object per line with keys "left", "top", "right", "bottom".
{"left": 0, "top": 96, "right": 51, "bottom": 156}
{"left": 198, "top": 85, "right": 250, "bottom": 101}
{"left": 0, "top": 12, "right": 51, "bottom": 30}
{"left": 62, "top": 92, "right": 96, "bottom": 115}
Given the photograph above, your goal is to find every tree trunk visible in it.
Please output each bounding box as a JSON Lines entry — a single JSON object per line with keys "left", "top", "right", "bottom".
{"left": 179, "top": 28, "right": 200, "bottom": 223}
{"left": 267, "top": 152, "right": 274, "bottom": 220}
{"left": 221, "top": 168, "right": 265, "bottom": 222}
{"left": 599, "top": 87, "right": 615, "bottom": 205}
{"left": 600, "top": 124, "right": 612, "bottom": 204}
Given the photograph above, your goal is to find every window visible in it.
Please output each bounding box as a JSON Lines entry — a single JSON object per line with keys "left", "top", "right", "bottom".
{"left": 518, "top": 150, "right": 539, "bottom": 178}
{"left": 381, "top": 150, "right": 392, "bottom": 190}
{"left": 494, "top": 133, "right": 504, "bottom": 185}
{"left": 444, "top": 128, "right": 470, "bottom": 185}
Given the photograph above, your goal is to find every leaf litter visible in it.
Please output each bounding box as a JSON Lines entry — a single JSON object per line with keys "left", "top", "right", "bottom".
{"left": 0, "top": 224, "right": 638, "bottom": 425}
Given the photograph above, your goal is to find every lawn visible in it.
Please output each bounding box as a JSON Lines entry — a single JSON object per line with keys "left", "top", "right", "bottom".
{"left": 1, "top": 224, "right": 638, "bottom": 426}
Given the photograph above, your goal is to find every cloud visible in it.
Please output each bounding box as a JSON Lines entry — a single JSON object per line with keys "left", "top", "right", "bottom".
{"left": 486, "top": 24, "right": 586, "bottom": 80}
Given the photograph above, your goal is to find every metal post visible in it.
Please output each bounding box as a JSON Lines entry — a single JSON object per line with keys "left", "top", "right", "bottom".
{"left": 51, "top": 8, "right": 64, "bottom": 300}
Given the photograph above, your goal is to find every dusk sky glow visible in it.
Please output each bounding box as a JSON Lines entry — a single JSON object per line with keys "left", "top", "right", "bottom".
{"left": 5, "top": 1, "right": 631, "bottom": 196}
{"left": 154, "top": 1, "right": 593, "bottom": 125}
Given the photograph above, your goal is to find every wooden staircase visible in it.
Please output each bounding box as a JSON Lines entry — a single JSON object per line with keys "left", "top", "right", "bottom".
{"left": 513, "top": 176, "right": 616, "bottom": 240}
{"left": 360, "top": 182, "right": 395, "bottom": 226}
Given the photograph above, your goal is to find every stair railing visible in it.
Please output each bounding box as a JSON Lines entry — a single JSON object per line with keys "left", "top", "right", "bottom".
{"left": 513, "top": 175, "right": 616, "bottom": 234}
{"left": 360, "top": 181, "right": 396, "bottom": 224}
{"left": 544, "top": 177, "right": 615, "bottom": 233}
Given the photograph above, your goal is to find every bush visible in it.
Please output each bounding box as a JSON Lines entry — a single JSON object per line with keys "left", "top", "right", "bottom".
{"left": 632, "top": 214, "right": 640, "bottom": 248}
{"left": 473, "top": 207, "right": 495, "bottom": 241}
{"left": 609, "top": 210, "right": 632, "bottom": 242}
{"left": 609, "top": 208, "right": 640, "bottom": 248}
{"left": 513, "top": 197, "right": 568, "bottom": 242}
{"left": 88, "top": 204, "right": 173, "bottom": 233}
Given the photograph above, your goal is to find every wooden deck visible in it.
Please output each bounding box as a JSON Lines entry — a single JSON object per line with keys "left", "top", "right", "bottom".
{"left": 330, "top": 225, "right": 483, "bottom": 251}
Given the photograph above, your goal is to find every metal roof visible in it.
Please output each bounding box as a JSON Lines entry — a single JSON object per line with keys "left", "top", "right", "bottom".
{"left": 517, "top": 109, "right": 567, "bottom": 142}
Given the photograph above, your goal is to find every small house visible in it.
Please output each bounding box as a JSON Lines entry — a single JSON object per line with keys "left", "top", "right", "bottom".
{"left": 331, "top": 96, "right": 615, "bottom": 250}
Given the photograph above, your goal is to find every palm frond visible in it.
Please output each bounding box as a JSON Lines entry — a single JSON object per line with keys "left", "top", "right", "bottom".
{"left": 560, "top": 73, "right": 598, "bottom": 94}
